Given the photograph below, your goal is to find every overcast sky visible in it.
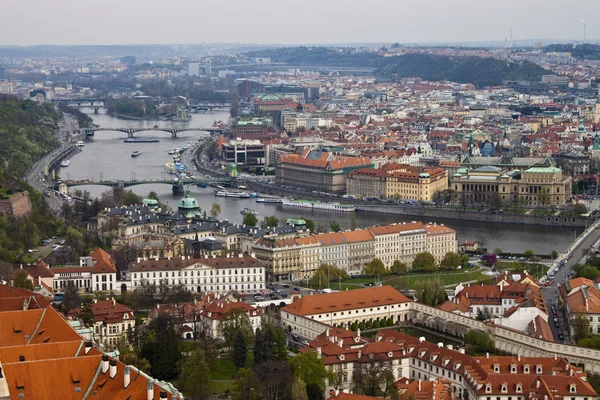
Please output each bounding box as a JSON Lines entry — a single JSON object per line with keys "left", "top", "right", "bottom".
{"left": 1, "top": 0, "right": 597, "bottom": 46}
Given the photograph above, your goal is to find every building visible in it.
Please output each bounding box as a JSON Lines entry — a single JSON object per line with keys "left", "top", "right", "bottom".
{"left": 205, "top": 59, "right": 212, "bottom": 76}
{"left": 451, "top": 165, "right": 572, "bottom": 207}
{"left": 306, "top": 327, "right": 596, "bottom": 399}
{"left": 231, "top": 117, "right": 273, "bottom": 136}
{"left": 385, "top": 165, "right": 448, "bottom": 202}
{"left": 222, "top": 138, "right": 266, "bottom": 166}
{"left": 130, "top": 254, "right": 266, "bottom": 295}
{"left": 0, "top": 284, "right": 51, "bottom": 311}
{"left": 52, "top": 248, "right": 118, "bottom": 293}
{"left": 424, "top": 223, "right": 457, "bottom": 264}
{"left": 277, "top": 149, "right": 373, "bottom": 193}
{"left": 9, "top": 261, "right": 54, "bottom": 295}
{"left": 281, "top": 286, "right": 412, "bottom": 339}
{"left": 198, "top": 298, "right": 261, "bottom": 339}
{"left": 188, "top": 62, "right": 200, "bottom": 77}
{"left": 253, "top": 235, "right": 309, "bottom": 281}
{"left": 67, "top": 298, "right": 135, "bottom": 348}
{"left": 0, "top": 302, "right": 183, "bottom": 399}
{"left": 560, "top": 277, "right": 600, "bottom": 336}
{"left": 345, "top": 168, "right": 388, "bottom": 199}
{"left": 368, "top": 222, "right": 428, "bottom": 268}
{"left": 315, "top": 232, "right": 349, "bottom": 272}
{"left": 342, "top": 229, "right": 375, "bottom": 275}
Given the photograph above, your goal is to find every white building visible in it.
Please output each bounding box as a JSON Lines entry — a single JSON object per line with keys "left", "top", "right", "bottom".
{"left": 52, "top": 249, "right": 118, "bottom": 293}
{"left": 281, "top": 286, "right": 412, "bottom": 340}
{"left": 368, "top": 222, "right": 428, "bottom": 268}
{"left": 315, "top": 232, "right": 349, "bottom": 272}
{"left": 129, "top": 254, "right": 266, "bottom": 295}
{"left": 188, "top": 62, "right": 200, "bottom": 77}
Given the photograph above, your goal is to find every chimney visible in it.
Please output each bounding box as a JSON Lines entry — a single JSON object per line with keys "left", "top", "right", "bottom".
{"left": 418, "top": 336, "right": 425, "bottom": 343}
{"left": 357, "top": 328, "right": 361, "bottom": 338}
{"left": 437, "top": 342, "right": 443, "bottom": 348}
{"left": 124, "top": 366, "right": 131, "bottom": 389}
{"left": 459, "top": 348, "right": 465, "bottom": 354}
{"left": 101, "top": 354, "right": 109, "bottom": 374}
{"left": 536, "top": 380, "right": 540, "bottom": 389}
{"left": 446, "top": 344, "right": 453, "bottom": 350}
{"left": 326, "top": 328, "right": 330, "bottom": 336}
{"left": 518, "top": 354, "right": 521, "bottom": 362}
{"left": 358, "top": 350, "right": 361, "bottom": 359}
{"left": 317, "top": 346, "right": 322, "bottom": 357}
{"left": 84, "top": 341, "right": 93, "bottom": 354}
{"left": 147, "top": 381, "right": 154, "bottom": 400}
{"left": 500, "top": 281, "right": 504, "bottom": 292}
{"left": 109, "top": 359, "right": 117, "bottom": 379}
{"left": 137, "top": 257, "right": 141, "bottom": 263}
{"left": 486, "top": 352, "right": 489, "bottom": 359}
{"left": 338, "top": 339, "right": 343, "bottom": 347}
{"left": 554, "top": 353, "right": 557, "bottom": 361}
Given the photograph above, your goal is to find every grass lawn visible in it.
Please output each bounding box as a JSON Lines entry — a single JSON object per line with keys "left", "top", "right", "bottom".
{"left": 211, "top": 354, "right": 254, "bottom": 381}
{"left": 494, "top": 262, "right": 548, "bottom": 280}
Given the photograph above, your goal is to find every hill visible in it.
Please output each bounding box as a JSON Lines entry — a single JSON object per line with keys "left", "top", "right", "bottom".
{"left": 244, "top": 47, "right": 548, "bottom": 87}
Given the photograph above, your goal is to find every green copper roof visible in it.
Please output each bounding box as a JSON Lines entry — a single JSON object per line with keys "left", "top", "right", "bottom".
{"left": 524, "top": 167, "right": 562, "bottom": 173}
{"left": 177, "top": 186, "right": 201, "bottom": 218}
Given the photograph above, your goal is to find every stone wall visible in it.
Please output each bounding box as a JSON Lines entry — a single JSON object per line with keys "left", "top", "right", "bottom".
{"left": 0, "top": 191, "right": 32, "bottom": 218}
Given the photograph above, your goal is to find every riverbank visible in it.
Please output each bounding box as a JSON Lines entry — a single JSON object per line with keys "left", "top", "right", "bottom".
{"left": 247, "top": 181, "right": 589, "bottom": 227}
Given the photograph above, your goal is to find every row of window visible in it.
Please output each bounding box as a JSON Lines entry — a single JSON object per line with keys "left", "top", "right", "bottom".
{"left": 133, "top": 268, "right": 262, "bottom": 279}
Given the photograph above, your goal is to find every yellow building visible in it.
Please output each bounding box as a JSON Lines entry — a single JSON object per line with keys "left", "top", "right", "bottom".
{"left": 424, "top": 223, "right": 457, "bottom": 264}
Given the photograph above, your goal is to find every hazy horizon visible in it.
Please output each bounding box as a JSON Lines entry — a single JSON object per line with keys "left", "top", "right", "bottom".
{"left": 1, "top": 0, "right": 597, "bottom": 46}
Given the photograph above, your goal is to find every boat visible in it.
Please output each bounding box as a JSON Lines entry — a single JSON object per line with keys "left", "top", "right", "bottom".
{"left": 256, "top": 197, "right": 283, "bottom": 204}
{"left": 168, "top": 149, "right": 176, "bottom": 155}
{"left": 131, "top": 151, "right": 142, "bottom": 158}
{"left": 164, "top": 163, "right": 176, "bottom": 174}
{"left": 281, "top": 199, "right": 355, "bottom": 212}
{"left": 215, "top": 190, "right": 251, "bottom": 198}
{"left": 197, "top": 182, "right": 207, "bottom": 188}
{"left": 240, "top": 208, "right": 258, "bottom": 215}
{"left": 124, "top": 138, "right": 160, "bottom": 143}
{"left": 76, "top": 141, "right": 84, "bottom": 149}
{"left": 60, "top": 159, "right": 70, "bottom": 168}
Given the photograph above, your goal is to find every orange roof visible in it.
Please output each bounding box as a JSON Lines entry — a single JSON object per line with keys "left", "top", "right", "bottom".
{"left": 68, "top": 299, "right": 133, "bottom": 325}
{"left": 368, "top": 222, "right": 425, "bottom": 236}
{"left": 341, "top": 229, "right": 374, "bottom": 243}
{"left": 424, "top": 224, "right": 456, "bottom": 235}
{"left": 90, "top": 248, "right": 117, "bottom": 274}
{"left": 328, "top": 393, "right": 380, "bottom": 400}
{"left": 0, "top": 285, "right": 50, "bottom": 311}
{"left": 282, "top": 286, "right": 411, "bottom": 316}
{"left": 0, "top": 340, "right": 98, "bottom": 363}
{"left": 315, "top": 232, "right": 347, "bottom": 246}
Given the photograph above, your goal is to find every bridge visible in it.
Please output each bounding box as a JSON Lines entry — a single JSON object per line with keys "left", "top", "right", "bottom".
{"left": 72, "top": 126, "right": 228, "bottom": 138}
{"left": 62, "top": 177, "right": 230, "bottom": 188}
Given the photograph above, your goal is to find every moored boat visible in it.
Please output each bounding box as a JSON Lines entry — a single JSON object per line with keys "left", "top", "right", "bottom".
{"left": 60, "top": 159, "right": 70, "bottom": 167}
{"left": 281, "top": 199, "right": 355, "bottom": 212}
{"left": 131, "top": 151, "right": 142, "bottom": 157}
{"left": 215, "top": 190, "right": 251, "bottom": 198}
{"left": 256, "top": 197, "right": 283, "bottom": 204}
{"left": 240, "top": 208, "right": 258, "bottom": 215}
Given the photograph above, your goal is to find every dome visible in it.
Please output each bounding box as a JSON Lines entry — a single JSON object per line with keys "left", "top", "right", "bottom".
{"left": 177, "top": 186, "right": 201, "bottom": 220}
{"left": 419, "top": 173, "right": 430, "bottom": 178}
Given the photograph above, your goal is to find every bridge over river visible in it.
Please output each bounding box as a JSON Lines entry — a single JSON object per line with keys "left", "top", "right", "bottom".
{"left": 72, "top": 126, "right": 228, "bottom": 138}
{"left": 63, "top": 176, "right": 230, "bottom": 188}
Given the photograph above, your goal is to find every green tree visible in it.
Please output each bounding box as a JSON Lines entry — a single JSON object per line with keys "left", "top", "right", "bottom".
{"left": 390, "top": 260, "right": 407, "bottom": 274}
{"left": 524, "top": 249, "right": 535, "bottom": 258}
{"left": 573, "top": 312, "right": 591, "bottom": 342}
{"left": 440, "top": 252, "right": 462, "bottom": 270}
{"left": 180, "top": 347, "right": 211, "bottom": 400}
{"left": 463, "top": 330, "right": 495, "bottom": 353}
{"left": 243, "top": 212, "right": 258, "bottom": 227}
{"left": 79, "top": 302, "right": 95, "bottom": 327}
{"left": 413, "top": 280, "right": 448, "bottom": 307}
{"left": 289, "top": 350, "right": 333, "bottom": 395}
{"left": 350, "top": 213, "right": 357, "bottom": 231}
{"left": 150, "top": 317, "right": 182, "bottom": 380}
{"left": 123, "top": 190, "right": 141, "bottom": 206}
{"left": 264, "top": 216, "right": 279, "bottom": 228}
{"left": 364, "top": 258, "right": 386, "bottom": 277}
{"left": 552, "top": 250, "right": 558, "bottom": 260}
{"left": 233, "top": 332, "right": 248, "bottom": 369}
{"left": 210, "top": 202, "right": 222, "bottom": 218}
{"left": 233, "top": 368, "right": 264, "bottom": 400}
{"left": 329, "top": 221, "right": 341, "bottom": 232}
{"left": 219, "top": 308, "right": 253, "bottom": 348}
{"left": 461, "top": 254, "right": 470, "bottom": 268}
{"left": 493, "top": 248, "right": 503, "bottom": 255}
{"left": 577, "top": 265, "right": 600, "bottom": 280}
{"left": 412, "top": 252, "right": 437, "bottom": 272}
{"left": 309, "top": 264, "right": 349, "bottom": 287}
{"left": 573, "top": 203, "right": 589, "bottom": 216}
{"left": 13, "top": 271, "right": 34, "bottom": 290}
{"left": 291, "top": 377, "right": 309, "bottom": 400}
{"left": 301, "top": 217, "right": 315, "bottom": 233}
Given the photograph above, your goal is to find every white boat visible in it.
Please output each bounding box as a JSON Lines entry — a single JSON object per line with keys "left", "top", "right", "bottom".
{"left": 215, "top": 190, "right": 251, "bottom": 198}
{"left": 256, "top": 197, "right": 283, "bottom": 204}
{"left": 240, "top": 208, "right": 258, "bottom": 215}
{"left": 76, "top": 141, "right": 84, "bottom": 148}
{"left": 60, "top": 159, "right": 70, "bottom": 168}
{"left": 281, "top": 199, "right": 355, "bottom": 212}
{"left": 164, "top": 163, "right": 176, "bottom": 174}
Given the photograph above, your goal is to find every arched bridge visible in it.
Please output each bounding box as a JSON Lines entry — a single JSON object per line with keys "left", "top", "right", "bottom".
{"left": 73, "top": 127, "right": 228, "bottom": 138}
{"left": 63, "top": 177, "right": 231, "bottom": 188}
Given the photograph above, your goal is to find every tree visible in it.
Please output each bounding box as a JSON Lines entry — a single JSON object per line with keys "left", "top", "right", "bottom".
{"left": 573, "top": 203, "right": 588, "bottom": 216}
{"left": 255, "top": 360, "right": 294, "bottom": 400}
{"left": 364, "top": 258, "right": 386, "bottom": 277}
{"left": 412, "top": 252, "right": 437, "bottom": 272}
{"left": 475, "top": 235, "right": 488, "bottom": 252}
{"left": 413, "top": 280, "right": 448, "bottom": 307}
{"left": 552, "top": 250, "right": 558, "bottom": 260}
{"left": 243, "top": 212, "right": 258, "bottom": 227}
{"left": 291, "top": 378, "right": 309, "bottom": 400}
{"left": 440, "top": 252, "right": 462, "bottom": 270}
{"left": 234, "top": 368, "right": 264, "bottom": 400}
{"left": 219, "top": 308, "right": 253, "bottom": 348}
{"left": 264, "top": 216, "right": 279, "bottom": 228}
{"left": 301, "top": 217, "right": 315, "bottom": 233}
{"left": 329, "top": 221, "right": 341, "bottom": 232}
{"left": 289, "top": 350, "right": 333, "bottom": 395}
{"left": 461, "top": 254, "right": 470, "bottom": 268}
{"left": 523, "top": 249, "right": 535, "bottom": 258}
{"left": 352, "top": 356, "right": 395, "bottom": 396}
{"left": 13, "top": 271, "right": 33, "bottom": 290}
{"left": 210, "top": 202, "right": 222, "bottom": 218}
{"left": 486, "top": 192, "right": 502, "bottom": 211}
{"left": 573, "top": 312, "right": 591, "bottom": 343}
{"left": 464, "top": 330, "right": 494, "bottom": 353}
{"left": 79, "top": 302, "right": 95, "bottom": 327}
{"left": 62, "top": 284, "right": 82, "bottom": 312}
{"left": 150, "top": 316, "right": 182, "bottom": 380}
{"left": 180, "top": 347, "right": 211, "bottom": 400}
{"left": 390, "top": 260, "right": 407, "bottom": 274}
{"left": 124, "top": 190, "right": 142, "bottom": 206}
{"left": 233, "top": 332, "right": 248, "bottom": 369}
{"left": 493, "top": 248, "right": 503, "bottom": 255}
{"left": 577, "top": 265, "right": 600, "bottom": 280}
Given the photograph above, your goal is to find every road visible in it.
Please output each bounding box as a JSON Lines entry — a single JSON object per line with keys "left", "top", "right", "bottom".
{"left": 24, "top": 115, "right": 79, "bottom": 216}
{"left": 541, "top": 221, "right": 600, "bottom": 343}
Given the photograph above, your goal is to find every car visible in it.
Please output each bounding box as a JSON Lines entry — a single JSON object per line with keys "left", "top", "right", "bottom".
{"left": 292, "top": 333, "right": 299, "bottom": 339}
{"left": 28, "top": 249, "right": 34, "bottom": 253}
{"left": 301, "top": 340, "right": 309, "bottom": 346}
{"left": 282, "top": 284, "right": 290, "bottom": 288}
{"left": 39, "top": 242, "right": 47, "bottom": 246}
{"left": 293, "top": 287, "right": 300, "bottom": 291}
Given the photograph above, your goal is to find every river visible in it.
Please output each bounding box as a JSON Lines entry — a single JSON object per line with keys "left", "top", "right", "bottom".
{"left": 67, "top": 108, "right": 581, "bottom": 255}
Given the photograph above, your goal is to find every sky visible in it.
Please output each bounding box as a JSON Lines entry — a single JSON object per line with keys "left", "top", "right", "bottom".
{"left": 1, "top": 0, "right": 597, "bottom": 46}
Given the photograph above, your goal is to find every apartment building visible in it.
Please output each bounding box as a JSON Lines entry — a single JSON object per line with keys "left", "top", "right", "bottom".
{"left": 424, "top": 223, "right": 457, "bottom": 264}
{"left": 253, "top": 235, "right": 311, "bottom": 281}
{"left": 52, "top": 248, "right": 118, "bottom": 293}
{"left": 369, "top": 222, "right": 428, "bottom": 268}
{"left": 129, "top": 254, "right": 266, "bottom": 295}
{"left": 345, "top": 168, "right": 387, "bottom": 198}
{"left": 560, "top": 278, "right": 600, "bottom": 336}
{"left": 307, "top": 327, "right": 596, "bottom": 399}
{"left": 67, "top": 299, "right": 135, "bottom": 348}
{"left": 281, "top": 286, "right": 412, "bottom": 339}
{"left": 342, "top": 229, "right": 375, "bottom": 275}
{"left": 198, "top": 299, "right": 262, "bottom": 339}
{"left": 315, "top": 232, "right": 349, "bottom": 271}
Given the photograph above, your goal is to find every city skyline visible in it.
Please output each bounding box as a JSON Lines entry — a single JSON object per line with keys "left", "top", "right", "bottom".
{"left": 1, "top": 0, "right": 597, "bottom": 46}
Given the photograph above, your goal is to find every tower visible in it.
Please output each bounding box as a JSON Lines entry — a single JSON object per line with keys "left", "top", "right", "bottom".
{"left": 593, "top": 97, "right": 600, "bottom": 124}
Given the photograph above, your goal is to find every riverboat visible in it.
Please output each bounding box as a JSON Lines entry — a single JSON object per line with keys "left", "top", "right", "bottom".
{"left": 281, "top": 199, "right": 355, "bottom": 212}
{"left": 131, "top": 151, "right": 142, "bottom": 157}
{"left": 164, "top": 163, "right": 176, "bottom": 174}
{"left": 256, "top": 197, "right": 283, "bottom": 204}
{"left": 60, "top": 159, "right": 70, "bottom": 167}
{"left": 124, "top": 138, "right": 160, "bottom": 143}
{"left": 240, "top": 208, "right": 258, "bottom": 215}
{"left": 215, "top": 190, "right": 251, "bottom": 198}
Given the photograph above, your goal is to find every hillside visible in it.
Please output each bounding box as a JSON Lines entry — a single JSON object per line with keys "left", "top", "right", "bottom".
{"left": 244, "top": 47, "right": 548, "bottom": 87}
{"left": 0, "top": 95, "right": 62, "bottom": 178}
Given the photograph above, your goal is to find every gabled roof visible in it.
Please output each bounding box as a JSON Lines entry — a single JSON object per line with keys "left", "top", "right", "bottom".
{"left": 0, "top": 285, "right": 50, "bottom": 311}
{"left": 90, "top": 248, "right": 117, "bottom": 274}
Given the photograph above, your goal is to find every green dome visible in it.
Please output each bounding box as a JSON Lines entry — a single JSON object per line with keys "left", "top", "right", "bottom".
{"left": 177, "top": 186, "right": 201, "bottom": 219}
{"left": 143, "top": 198, "right": 159, "bottom": 206}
